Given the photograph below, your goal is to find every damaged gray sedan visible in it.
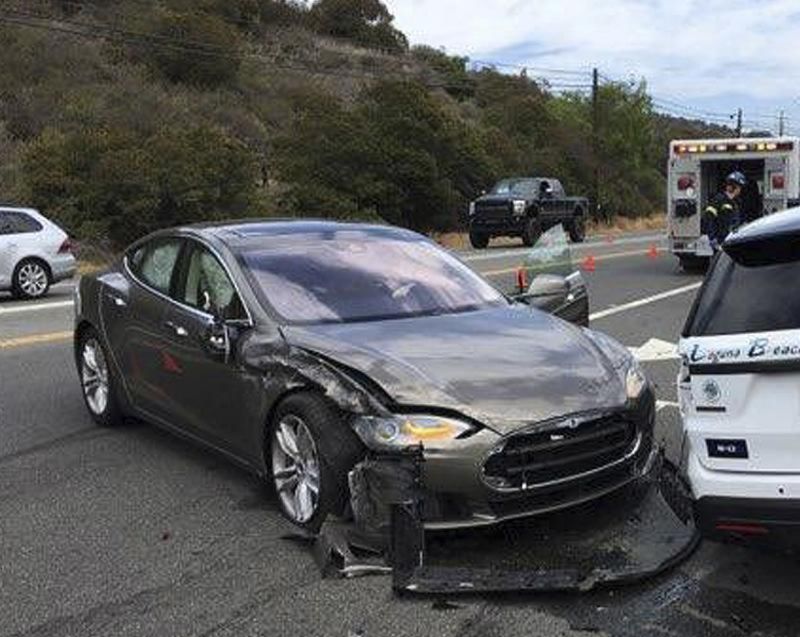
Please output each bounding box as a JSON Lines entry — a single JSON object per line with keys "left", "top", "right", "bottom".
{"left": 73, "top": 220, "right": 657, "bottom": 531}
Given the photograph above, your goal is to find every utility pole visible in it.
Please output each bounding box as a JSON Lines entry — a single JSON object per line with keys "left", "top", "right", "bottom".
{"left": 591, "top": 67, "right": 600, "bottom": 221}
{"left": 736, "top": 108, "right": 743, "bottom": 137}
{"left": 779, "top": 110, "right": 785, "bottom": 137}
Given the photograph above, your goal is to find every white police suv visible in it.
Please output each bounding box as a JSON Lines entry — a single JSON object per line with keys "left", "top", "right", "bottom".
{"left": 679, "top": 208, "right": 800, "bottom": 545}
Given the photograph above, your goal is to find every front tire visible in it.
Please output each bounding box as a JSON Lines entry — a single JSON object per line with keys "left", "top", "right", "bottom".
{"left": 469, "top": 228, "right": 489, "bottom": 249}
{"left": 78, "top": 328, "right": 124, "bottom": 427}
{"left": 13, "top": 258, "right": 50, "bottom": 299}
{"left": 269, "top": 392, "right": 363, "bottom": 532}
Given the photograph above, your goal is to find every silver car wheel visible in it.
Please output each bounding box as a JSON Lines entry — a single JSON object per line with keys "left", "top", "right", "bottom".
{"left": 271, "top": 414, "right": 321, "bottom": 524}
{"left": 81, "top": 338, "right": 110, "bottom": 416}
{"left": 17, "top": 261, "right": 49, "bottom": 298}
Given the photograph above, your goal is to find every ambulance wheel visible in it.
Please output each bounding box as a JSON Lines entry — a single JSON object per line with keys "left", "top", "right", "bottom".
{"left": 678, "top": 255, "right": 708, "bottom": 273}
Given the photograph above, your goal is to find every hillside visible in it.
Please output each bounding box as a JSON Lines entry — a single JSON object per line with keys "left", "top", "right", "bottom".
{"left": 0, "top": 0, "right": 730, "bottom": 249}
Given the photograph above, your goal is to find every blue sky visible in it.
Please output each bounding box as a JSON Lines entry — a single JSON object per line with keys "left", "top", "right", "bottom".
{"left": 384, "top": 0, "right": 800, "bottom": 135}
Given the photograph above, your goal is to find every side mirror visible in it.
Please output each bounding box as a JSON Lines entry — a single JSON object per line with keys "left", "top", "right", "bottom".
{"left": 527, "top": 273, "right": 570, "bottom": 300}
{"left": 204, "top": 318, "right": 231, "bottom": 360}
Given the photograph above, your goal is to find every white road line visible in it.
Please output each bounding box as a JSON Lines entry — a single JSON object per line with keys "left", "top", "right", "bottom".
{"left": 459, "top": 233, "right": 663, "bottom": 262}
{"left": 589, "top": 282, "right": 702, "bottom": 322}
{"left": 0, "top": 300, "right": 74, "bottom": 315}
{"left": 656, "top": 400, "right": 680, "bottom": 412}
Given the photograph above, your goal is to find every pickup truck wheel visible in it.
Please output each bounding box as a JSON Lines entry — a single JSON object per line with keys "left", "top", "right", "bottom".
{"left": 567, "top": 211, "right": 586, "bottom": 243}
{"left": 522, "top": 218, "right": 541, "bottom": 247}
{"left": 469, "top": 228, "right": 489, "bottom": 249}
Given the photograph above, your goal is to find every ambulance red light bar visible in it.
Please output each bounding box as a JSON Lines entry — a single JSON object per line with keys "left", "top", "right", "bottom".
{"left": 674, "top": 141, "right": 794, "bottom": 154}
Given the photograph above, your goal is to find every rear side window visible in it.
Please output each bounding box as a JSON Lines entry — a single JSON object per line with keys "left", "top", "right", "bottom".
{"left": 0, "top": 211, "right": 43, "bottom": 235}
{"left": 128, "top": 239, "right": 183, "bottom": 295}
{"left": 687, "top": 251, "right": 800, "bottom": 336}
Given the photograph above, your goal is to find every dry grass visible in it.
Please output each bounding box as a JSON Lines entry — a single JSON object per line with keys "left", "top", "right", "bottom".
{"left": 431, "top": 213, "right": 666, "bottom": 250}
{"left": 587, "top": 213, "right": 666, "bottom": 237}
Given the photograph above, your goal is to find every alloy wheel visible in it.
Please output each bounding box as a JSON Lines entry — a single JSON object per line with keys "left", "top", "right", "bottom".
{"left": 271, "top": 414, "right": 321, "bottom": 524}
{"left": 81, "top": 338, "right": 110, "bottom": 416}
{"left": 17, "top": 262, "right": 48, "bottom": 298}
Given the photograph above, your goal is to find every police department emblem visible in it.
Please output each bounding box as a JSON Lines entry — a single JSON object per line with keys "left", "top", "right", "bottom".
{"left": 702, "top": 379, "right": 721, "bottom": 404}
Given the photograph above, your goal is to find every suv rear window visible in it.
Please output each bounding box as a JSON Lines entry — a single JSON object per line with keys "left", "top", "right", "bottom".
{"left": 686, "top": 251, "right": 800, "bottom": 336}
{"left": 0, "top": 211, "right": 43, "bottom": 234}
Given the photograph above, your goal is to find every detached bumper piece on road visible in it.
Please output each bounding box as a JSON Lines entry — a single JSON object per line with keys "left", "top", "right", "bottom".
{"left": 308, "top": 449, "right": 700, "bottom": 594}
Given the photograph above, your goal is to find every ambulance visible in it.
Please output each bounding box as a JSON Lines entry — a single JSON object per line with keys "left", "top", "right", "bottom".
{"left": 667, "top": 137, "right": 800, "bottom": 269}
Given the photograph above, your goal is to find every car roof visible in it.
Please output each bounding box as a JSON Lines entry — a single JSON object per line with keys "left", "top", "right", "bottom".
{"left": 181, "top": 218, "right": 423, "bottom": 247}
{"left": 725, "top": 207, "right": 800, "bottom": 248}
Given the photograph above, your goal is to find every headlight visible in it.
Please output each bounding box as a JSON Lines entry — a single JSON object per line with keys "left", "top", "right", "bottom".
{"left": 512, "top": 200, "right": 526, "bottom": 215}
{"left": 468, "top": 202, "right": 476, "bottom": 216}
{"left": 625, "top": 362, "right": 648, "bottom": 400}
{"left": 354, "top": 414, "right": 475, "bottom": 449}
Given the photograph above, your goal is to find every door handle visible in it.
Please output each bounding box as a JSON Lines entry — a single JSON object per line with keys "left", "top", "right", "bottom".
{"left": 164, "top": 320, "right": 188, "bottom": 337}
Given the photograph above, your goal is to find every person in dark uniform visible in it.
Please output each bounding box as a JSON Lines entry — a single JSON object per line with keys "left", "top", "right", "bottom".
{"left": 739, "top": 177, "right": 762, "bottom": 224}
{"left": 703, "top": 171, "right": 747, "bottom": 247}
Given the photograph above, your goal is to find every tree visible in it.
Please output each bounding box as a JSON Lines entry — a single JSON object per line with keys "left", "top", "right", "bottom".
{"left": 309, "top": 0, "right": 407, "bottom": 52}
{"left": 149, "top": 12, "right": 244, "bottom": 87}
{"left": 23, "top": 126, "right": 258, "bottom": 247}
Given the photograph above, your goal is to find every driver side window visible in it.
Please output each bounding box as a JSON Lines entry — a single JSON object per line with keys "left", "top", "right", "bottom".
{"left": 180, "top": 244, "right": 247, "bottom": 321}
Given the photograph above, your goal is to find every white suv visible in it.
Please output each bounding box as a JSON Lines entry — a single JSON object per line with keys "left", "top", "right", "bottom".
{"left": 0, "top": 207, "right": 76, "bottom": 299}
{"left": 679, "top": 208, "right": 800, "bottom": 546}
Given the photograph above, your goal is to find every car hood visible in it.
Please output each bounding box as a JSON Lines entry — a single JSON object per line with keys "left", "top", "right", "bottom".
{"left": 281, "top": 306, "right": 628, "bottom": 434}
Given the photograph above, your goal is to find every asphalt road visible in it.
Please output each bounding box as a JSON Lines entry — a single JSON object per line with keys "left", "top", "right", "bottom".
{"left": 1, "top": 232, "right": 799, "bottom": 637}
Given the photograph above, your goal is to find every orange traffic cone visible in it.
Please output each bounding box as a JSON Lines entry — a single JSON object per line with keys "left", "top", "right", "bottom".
{"left": 582, "top": 254, "right": 596, "bottom": 272}
{"left": 516, "top": 266, "right": 528, "bottom": 293}
{"left": 647, "top": 243, "right": 659, "bottom": 260}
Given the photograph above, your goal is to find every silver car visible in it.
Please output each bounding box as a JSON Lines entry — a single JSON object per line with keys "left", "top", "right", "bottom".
{"left": 0, "top": 207, "right": 76, "bottom": 299}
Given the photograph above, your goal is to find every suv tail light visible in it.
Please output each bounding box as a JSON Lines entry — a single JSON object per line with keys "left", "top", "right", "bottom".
{"left": 772, "top": 173, "right": 785, "bottom": 191}
{"left": 58, "top": 238, "right": 74, "bottom": 254}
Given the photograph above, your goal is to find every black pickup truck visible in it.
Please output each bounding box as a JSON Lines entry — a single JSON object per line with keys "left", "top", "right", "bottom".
{"left": 468, "top": 177, "right": 588, "bottom": 249}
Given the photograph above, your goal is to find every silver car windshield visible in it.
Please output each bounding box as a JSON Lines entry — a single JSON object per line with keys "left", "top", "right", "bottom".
{"left": 241, "top": 231, "right": 506, "bottom": 324}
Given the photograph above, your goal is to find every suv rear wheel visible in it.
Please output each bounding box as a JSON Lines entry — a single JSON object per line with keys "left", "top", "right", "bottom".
{"left": 13, "top": 258, "right": 50, "bottom": 299}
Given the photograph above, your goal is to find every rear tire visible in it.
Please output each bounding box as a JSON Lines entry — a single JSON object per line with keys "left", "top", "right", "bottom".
{"left": 678, "top": 255, "right": 709, "bottom": 273}
{"left": 567, "top": 211, "right": 586, "bottom": 243}
{"left": 77, "top": 327, "right": 124, "bottom": 427}
{"left": 12, "top": 258, "right": 51, "bottom": 299}
{"left": 469, "top": 228, "right": 489, "bottom": 249}
{"left": 269, "top": 392, "right": 364, "bottom": 533}
{"left": 522, "top": 217, "right": 541, "bottom": 247}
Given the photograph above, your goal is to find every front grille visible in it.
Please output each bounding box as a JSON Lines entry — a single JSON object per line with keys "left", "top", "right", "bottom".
{"left": 483, "top": 413, "right": 638, "bottom": 491}
{"left": 488, "top": 464, "right": 633, "bottom": 518}
{"left": 474, "top": 201, "right": 511, "bottom": 220}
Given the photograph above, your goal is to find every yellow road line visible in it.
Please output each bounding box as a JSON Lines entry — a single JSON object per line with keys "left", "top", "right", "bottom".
{"left": 0, "top": 331, "right": 72, "bottom": 350}
{"left": 482, "top": 248, "right": 652, "bottom": 277}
